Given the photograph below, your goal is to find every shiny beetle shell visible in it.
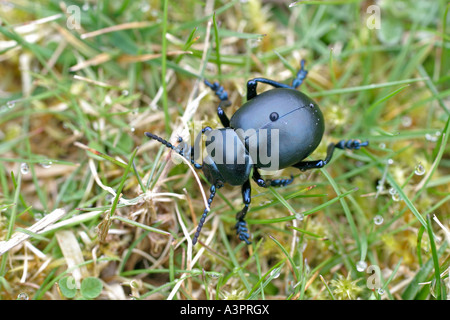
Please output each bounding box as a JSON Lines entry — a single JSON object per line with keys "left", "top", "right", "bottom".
{"left": 230, "top": 88, "right": 325, "bottom": 169}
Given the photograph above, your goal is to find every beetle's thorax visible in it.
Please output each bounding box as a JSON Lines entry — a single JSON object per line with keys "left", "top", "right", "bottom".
{"left": 201, "top": 128, "right": 253, "bottom": 186}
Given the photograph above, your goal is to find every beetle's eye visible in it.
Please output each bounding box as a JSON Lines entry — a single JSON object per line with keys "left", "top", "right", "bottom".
{"left": 269, "top": 112, "right": 279, "bottom": 121}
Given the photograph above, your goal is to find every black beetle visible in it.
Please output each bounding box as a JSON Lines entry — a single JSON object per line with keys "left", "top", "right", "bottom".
{"left": 145, "top": 60, "right": 368, "bottom": 245}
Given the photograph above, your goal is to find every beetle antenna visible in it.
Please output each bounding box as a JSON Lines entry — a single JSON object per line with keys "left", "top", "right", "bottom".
{"left": 192, "top": 184, "right": 217, "bottom": 245}
{"left": 145, "top": 132, "right": 202, "bottom": 169}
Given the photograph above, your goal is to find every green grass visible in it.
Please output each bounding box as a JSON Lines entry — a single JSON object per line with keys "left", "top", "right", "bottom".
{"left": 0, "top": 0, "right": 449, "bottom": 300}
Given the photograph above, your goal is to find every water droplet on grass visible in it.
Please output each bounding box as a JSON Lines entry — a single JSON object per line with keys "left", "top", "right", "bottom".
{"left": 392, "top": 193, "right": 401, "bottom": 202}
{"left": 270, "top": 268, "right": 281, "bottom": 279}
{"left": 356, "top": 260, "right": 367, "bottom": 272}
{"left": 40, "top": 160, "right": 52, "bottom": 169}
{"left": 20, "top": 163, "right": 29, "bottom": 174}
{"left": 373, "top": 215, "right": 384, "bottom": 225}
{"left": 401, "top": 116, "right": 412, "bottom": 127}
{"left": 17, "top": 292, "right": 29, "bottom": 300}
{"left": 414, "top": 163, "right": 425, "bottom": 176}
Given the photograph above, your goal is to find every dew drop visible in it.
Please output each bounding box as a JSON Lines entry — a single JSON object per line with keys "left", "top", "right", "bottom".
{"left": 270, "top": 268, "right": 281, "bottom": 279}
{"left": 34, "top": 212, "right": 43, "bottom": 221}
{"left": 130, "top": 127, "right": 136, "bottom": 133}
{"left": 373, "top": 215, "right": 384, "bottom": 225}
{"left": 387, "top": 158, "right": 394, "bottom": 165}
{"left": 247, "top": 38, "right": 262, "bottom": 48}
{"left": 104, "top": 95, "right": 112, "bottom": 105}
{"left": 121, "top": 89, "right": 129, "bottom": 96}
{"left": 401, "top": 116, "right": 412, "bottom": 127}
{"left": 392, "top": 193, "right": 401, "bottom": 202}
{"left": 388, "top": 187, "right": 397, "bottom": 195}
{"left": 378, "top": 143, "right": 386, "bottom": 149}
{"left": 377, "top": 288, "right": 385, "bottom": 295}
{"left": 17, "top": 292, "right": 29, "bottom": 300}
{"left": 356, "top": 260, "right": 367, "bottom": 272}
{"left": 6, "top": 101, "right": 15, "bottom": 109}
{"left": 129, "top": 279, "right": 139, "bottom": 289}
{"left": 376, "top": 181, "right": 384, "bottom": 192}
{"left": 425, "top": 133, "right": 438, "bottom": 142}
{"left": 140, "top": 3, "right": 150, "bottom": 12}
{"left": 20, "top": 163, "right": 29, "bottom": 174}
{"left": 208, "top": 272, "right": 221, "bottom": 279}
{"left": 414, "top": 163, "right": 425, "bottom": 176}
{"left": 40, "top": 160, "right": 52, "bottom": 169}
{"left": 295, "top": 212, "right": 304, "bottom": 221}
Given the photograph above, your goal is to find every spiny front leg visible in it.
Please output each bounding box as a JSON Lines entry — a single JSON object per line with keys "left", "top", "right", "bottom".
{"left": 235, "top": 179, "right": 252, "bottom": 245}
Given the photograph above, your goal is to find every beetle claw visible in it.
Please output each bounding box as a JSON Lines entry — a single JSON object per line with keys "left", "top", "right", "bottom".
{"left": 291, "top": 59, "right": 308, "bottom": 89}
{"left": 235, "top": 220, "right": 252, "bottom": 245}
{"left": 204, "top": 80, "right": 229, "bottom": 101}
{"left": 239, "top": 234, "right": 252, "bottom": 245}
{"left": 256, "top": 178, "right": 267, "bottom": 188}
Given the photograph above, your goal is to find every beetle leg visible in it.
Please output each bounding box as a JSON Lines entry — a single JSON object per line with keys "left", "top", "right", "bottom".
{"left": 252, "top": 168, "right": 294, "bottom": 188}
{"left": 293, "top": 139, "right": 369, "bottom": 171}
{"left": 266, "top": 175, "right": 294, "bottom": 187}
{"left": 192, "top": 184, "right": 221, "bottom": 245}
{"left": 246, "top": 60, "right": 309, "bottom": 100}
{"left": 204, "top": 80, "right": 231, "bottom": 127}
{"left": 291, "top": 59, "right": 308, "bottom": 89}
{"left": 235, "top": 179, "right": 252, "bottom": 245}
{"left": 246, "top": 78, "right": 292, "bottom": 100}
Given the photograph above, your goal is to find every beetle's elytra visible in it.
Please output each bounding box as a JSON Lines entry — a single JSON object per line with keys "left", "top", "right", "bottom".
{"left": 145, "top": 60, "right": 368, "bottom": 245}
{"left": 230, "top": 88, "right": 325, "bottom": 169}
